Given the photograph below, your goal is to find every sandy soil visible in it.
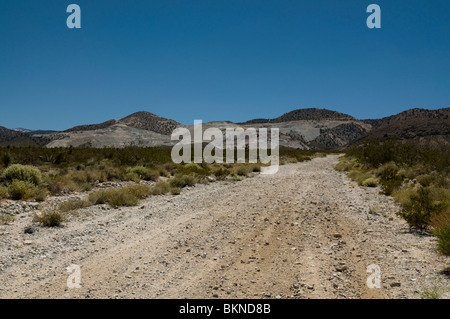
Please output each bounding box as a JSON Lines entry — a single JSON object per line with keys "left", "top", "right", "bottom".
{"left": 0, "top": 155, "right": 448, "bottom": 299}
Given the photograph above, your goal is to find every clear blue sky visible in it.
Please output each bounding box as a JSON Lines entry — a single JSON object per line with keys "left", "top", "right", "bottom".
{"left": 1, "top": 0, "right": 449, "bottom": 130}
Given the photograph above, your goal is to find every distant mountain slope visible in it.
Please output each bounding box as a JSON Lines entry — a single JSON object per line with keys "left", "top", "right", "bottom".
{"left": 65, "top": 119, "right": 119, "bottom": 133}
{"left": 1, "top": 107, "right": 448, "bottom": 149}
{"left": 244, "top": 108, "right": 355, "bottom": 124}
{"left": 273, "top": 108, "right": 355, "bottom": 122}
{"left": 66, "top": 111, "right": 181, "bottom": 136}
{"left": 361, "top": 108, "right": 450, "bottom": 140}
{"left": 0, "top": 126, "right": 50, "bottom": 146}
{"left": 309, "top": 122, "right": 368, "bottom": 149}
{"left": 0, "top": 126, "right": 26, "bottom": 142}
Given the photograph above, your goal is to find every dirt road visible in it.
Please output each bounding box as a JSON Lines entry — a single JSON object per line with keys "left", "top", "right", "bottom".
{"left": 0, "top": 155, "right": 448, "bottom": 299}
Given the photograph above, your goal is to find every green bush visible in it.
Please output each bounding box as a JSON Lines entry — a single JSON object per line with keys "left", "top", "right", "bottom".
{"left": 396, "top": 187, "right": 447, "bottom": 230}
{"left": 379, "top": 166, "right": 403, "bottom": 195}
{"left": 3, "top": 164, "right": 42, "bottom": 186}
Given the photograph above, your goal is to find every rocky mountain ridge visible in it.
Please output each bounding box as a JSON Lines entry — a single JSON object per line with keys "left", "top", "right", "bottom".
{"left": 1, "top": 107, "right": 448, "bottom": 149}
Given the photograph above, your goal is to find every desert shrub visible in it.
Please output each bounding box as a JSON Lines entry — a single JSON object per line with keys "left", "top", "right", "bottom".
{"left": 176, "top": 162, "right": 211, "bottom": 177}
{"left": 349, "top": 138, "right": 450, "bottom": 173}
{"left": 417, "top": 172, "right": 450, "bottom": 189}
{"left": 32, "top": 188, "right": 48, "bottom": 202}
{"left": 431, "top": 212, "right": 450, "bottom": 255}
{"left": 88, "top": 185, "right": 151, "bottom": 207}
{"left": 127, "top": 166, "right": 159, "bottom": 181}
{"left": 8, "top": 180, "right": 38, "bottom": 200}
{"left": 0, "top": 186, "right": 9, "bottom": 199}
{"left": 170, "top": 187, "right": 181, "bottom": 195}
{"left": 125, "top": 172, "right": 141, "bottom": 183}
{"left": 89, "top": 189, "right": 138, "bottom": 207}
{"left": 34, "top": 210, "right": 64, "bottom": 227}
{"left": 334, "top": 157, "right": 357, "bottom": 172}
{"left": 170, "top": 175, "right": 197, "bottom": 188}
{"left": 213, "top": 168, "right": 231, "bottom": 180}
{"left": 45, "top": 175, "right": 68, "bottom": 195}
{"left": 361, "top": 177, "right": 379, "bottom": 187}
{"left": 396, "top": 187, "right": 448, "bottom": 230}
{"left": 3, "top": 164, "right": 42, "bottom": 186}
{"left": 235, "top": 166, "right": 250, "bottom": 176}
{"left": 126, "top": 184, "right": 152, "bottom": 199}
{"left": 348, "top": 170, "right": 372, "bottom": 185}
{"left": 379, "top": 166, "right": 403, "bottom": 195}
{"left": 59, "top": 199, "right": 92, "bottom": 212}
{"left": 150, "top": 181, "right": 171, "bottom": 195}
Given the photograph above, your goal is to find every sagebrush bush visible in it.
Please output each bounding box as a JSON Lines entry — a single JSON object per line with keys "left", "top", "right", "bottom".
{"left": 3, "top": 164, "right": 42, "bottom": 186}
